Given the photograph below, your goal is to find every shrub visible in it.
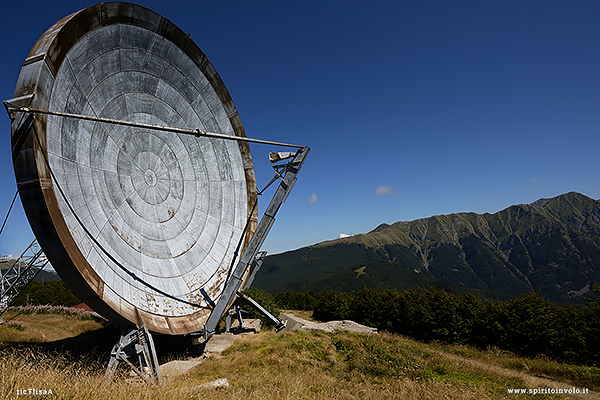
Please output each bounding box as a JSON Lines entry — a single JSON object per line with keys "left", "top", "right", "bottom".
{"left": 583, "top": 284, "right": 600, "bottom": 365}
{"left": 351, "top": 287, "right": 401, "bottom": 331}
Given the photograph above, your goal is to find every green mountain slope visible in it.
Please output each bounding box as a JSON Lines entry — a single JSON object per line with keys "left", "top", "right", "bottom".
{"left": 254, "top": 192, "right": 600, "bottom": 303}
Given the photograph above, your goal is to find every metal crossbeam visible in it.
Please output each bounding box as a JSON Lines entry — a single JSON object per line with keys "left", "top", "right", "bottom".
{"left": 224, "top": 290, "right": 285, "bottom": 333}
{"left": 237, "top": 291, "right": 284, "bottom": 330}
{"left": 0, "top": 239, "right": 49, "bottom": 316}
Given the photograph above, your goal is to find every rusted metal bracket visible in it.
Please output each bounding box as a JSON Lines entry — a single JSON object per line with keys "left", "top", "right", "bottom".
{"left": 225, "top": 305, "right": 245, "bottom": 333}
{"left": 3, "top": 95, "right": 34, "bottom": 120}
{"left": 203, "top": 147, "right": 310, "bottom": 338}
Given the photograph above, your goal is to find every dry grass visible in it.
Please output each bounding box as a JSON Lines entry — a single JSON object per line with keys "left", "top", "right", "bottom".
{"left": 0, "top": 310, "right": 103, "bottom": 347}
{"left": 0, "top": 348, "right": 197, "bottom": 400}
{"left": 1, "top": 307, "right": 597, "bottom": 399}
{"left": 171, "top": 331, "right": 562, "bottom": 400}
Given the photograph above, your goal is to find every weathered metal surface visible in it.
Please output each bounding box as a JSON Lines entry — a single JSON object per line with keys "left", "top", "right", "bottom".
{"left": 10, "top": 3, "right": 257, "bottom": 334}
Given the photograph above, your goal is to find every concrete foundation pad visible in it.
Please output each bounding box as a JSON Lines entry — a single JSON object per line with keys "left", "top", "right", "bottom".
{"left": 204, "top": 334, "right": 239, "bottom": 354}
{"left": 201, "top": 319, "right": 262, "bottom": 355}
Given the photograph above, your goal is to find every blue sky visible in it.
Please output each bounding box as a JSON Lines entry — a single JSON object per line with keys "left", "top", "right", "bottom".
{"left": 1, "top": 1, "right": 600, "bottom": 259}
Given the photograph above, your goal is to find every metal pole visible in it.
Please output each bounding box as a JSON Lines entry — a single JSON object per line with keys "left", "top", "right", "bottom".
{"left": 5, "top": 104, "right": 306, "bottom": 149}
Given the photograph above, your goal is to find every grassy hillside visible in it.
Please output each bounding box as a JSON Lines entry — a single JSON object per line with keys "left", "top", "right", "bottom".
{"left": 1, "top": 308, "right": 599, "bottom": 399}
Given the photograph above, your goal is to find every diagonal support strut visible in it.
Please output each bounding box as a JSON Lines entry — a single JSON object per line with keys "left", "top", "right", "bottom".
{"left": 203, "top": 147, "right": 310, "bottom": 338}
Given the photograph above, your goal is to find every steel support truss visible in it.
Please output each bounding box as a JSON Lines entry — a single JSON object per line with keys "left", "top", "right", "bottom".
{"left": 0, "top": 239, "right": 49, "bottom": 317}
{"left": 203, "top": 147, "right": 310, "bottom": 338}
{"left": 105, "top": 319, "right": 163, "bottom": 386}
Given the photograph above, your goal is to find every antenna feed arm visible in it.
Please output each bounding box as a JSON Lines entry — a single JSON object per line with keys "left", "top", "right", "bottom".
{"left": 269, "top": 151, "right": 295, "bottom": 163}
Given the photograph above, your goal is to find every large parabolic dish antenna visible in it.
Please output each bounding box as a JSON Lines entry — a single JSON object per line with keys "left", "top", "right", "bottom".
{"left": 8, "top": 3, "right": 261, "bottom": 335}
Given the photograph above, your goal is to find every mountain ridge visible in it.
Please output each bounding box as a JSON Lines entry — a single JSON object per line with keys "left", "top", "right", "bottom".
{"left": 254, "top": 192, "right": 600, "bottom": 303}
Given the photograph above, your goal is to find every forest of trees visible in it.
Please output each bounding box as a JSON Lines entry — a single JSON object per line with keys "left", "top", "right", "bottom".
{"left": 275, "top": 286, "right": 600, "bottom": 366}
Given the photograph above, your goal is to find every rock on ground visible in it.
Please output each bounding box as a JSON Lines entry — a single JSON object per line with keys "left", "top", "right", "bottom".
{"left": 159, "top": 359, "right": 202, "bottom": 378}
{"left": 279, "top": 313, "right": 377, "bottom": 334}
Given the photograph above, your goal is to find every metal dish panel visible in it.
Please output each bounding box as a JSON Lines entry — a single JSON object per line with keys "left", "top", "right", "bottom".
{"left": 11, "top": 2, "right": 257, "bottom": 334}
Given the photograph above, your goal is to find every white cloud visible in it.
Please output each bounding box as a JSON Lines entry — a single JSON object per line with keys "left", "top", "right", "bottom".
{"left": 375, "top": 185, "right": 396, "bottom": 195}
{"left": 306, "top": 193, "right": 319, "bottom": 205}
{"left": 43, "top": 264, "right": 56, "bottom": 273}
{"left": 529, "top": 177, "right": 541, "bottom": 191}
{"left": 339, "top": 233, "right": 351, "bottom": 239}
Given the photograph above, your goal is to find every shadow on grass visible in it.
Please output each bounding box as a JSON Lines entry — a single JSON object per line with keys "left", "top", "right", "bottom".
{"left": 3, "top": 324, "right": 202, "bottom": 364}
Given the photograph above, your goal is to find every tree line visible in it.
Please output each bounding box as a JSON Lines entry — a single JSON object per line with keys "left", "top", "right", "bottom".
{"left": 11, "top": 280, "right": 81, "bottom": 307}
{"left": 275, "top": 286, "right": 600, "bottom": 366}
